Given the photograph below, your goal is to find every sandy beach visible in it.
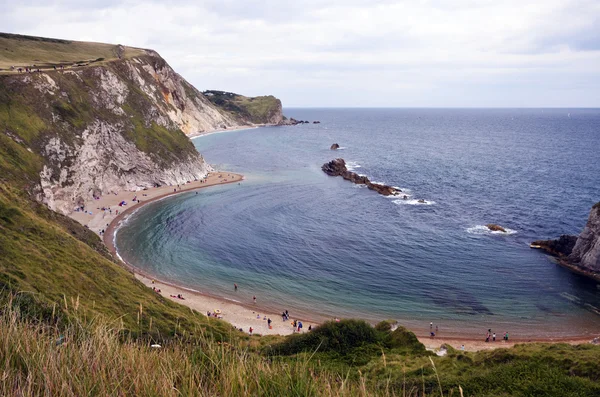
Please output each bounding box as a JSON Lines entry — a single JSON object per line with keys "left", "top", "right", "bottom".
{"left": 71, "top": 170, "right": 309, "bottom": 337}
{"left": 68, "top": 169, "right": 596, "bottom": 351}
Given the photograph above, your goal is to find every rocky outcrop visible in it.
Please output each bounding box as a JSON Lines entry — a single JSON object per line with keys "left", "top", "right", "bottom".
{"left": 322, "top": 158, "right": 401, "bottom": 196}
{"left": 486, "top": 224, "right": 507, "bottom": 233}
{"left": 277, "top": 118, "right": 313, "bottom": 126}
{"left": 532, "top": 203, "right": 600, "bottom": 279}
{"left": 0, "top": 46, "right": 263, "bottom": 214}
{"left": 330, "top": 143, "right": 340, "bottom": 150}
{"left": 568, "top": 203, "right": 600, "bottom": 272}
{"left": 531, "top": 235, "right": 578, "bottom": 257}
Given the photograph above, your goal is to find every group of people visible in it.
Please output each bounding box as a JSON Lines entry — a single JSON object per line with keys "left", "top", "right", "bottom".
{"left": 429, "top": 322, "right": 439, "bottom": 338}
{"left": 485, "top": 329, "right": 509, "bottom": 342}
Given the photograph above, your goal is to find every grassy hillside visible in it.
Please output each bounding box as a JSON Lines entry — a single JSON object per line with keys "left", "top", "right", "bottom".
{"left": 0, "top": 183, "right": 236, "bottom": 341}
{"left": 203, "top": 90, "right": 282, "bottom": 124}
{"left": 2, "top": 306, "right": 599, "bottom": 396}
{"left": 0, "top": 32, "right": 144, "bottom": 71}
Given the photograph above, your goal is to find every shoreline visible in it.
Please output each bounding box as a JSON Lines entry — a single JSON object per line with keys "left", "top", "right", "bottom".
{"left": 188, "top": 124, "right": 263, "bottom": 140}
{"left": 70, "top": 173, "right": 598, "bottom": 351}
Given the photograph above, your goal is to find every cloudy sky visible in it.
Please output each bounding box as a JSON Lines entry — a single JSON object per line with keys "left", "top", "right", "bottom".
{"left": 2, "top": 0, "right": 599, "bottom": 107}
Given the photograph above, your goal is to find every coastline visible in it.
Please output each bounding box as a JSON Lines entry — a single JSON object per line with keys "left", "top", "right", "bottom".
{"left": 69, "top": 172, "right": 597, "bottom": 351}
{"left": 188, "top": 124, "right": 261, "bottom": 140}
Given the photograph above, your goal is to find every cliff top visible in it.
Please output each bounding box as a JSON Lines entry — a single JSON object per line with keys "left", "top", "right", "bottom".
{"left": 0, "top": 32, "right": 146, "bottom": 72}
{"left": 203, "top": 90, "right": 282, "bottom": 125}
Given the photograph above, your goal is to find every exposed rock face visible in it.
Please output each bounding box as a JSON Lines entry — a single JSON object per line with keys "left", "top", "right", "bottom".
{"left": 330, "top": 143, "right": 340, "bottom": 150}
{"left": 569, "top": 203, "right": 600, "bottom": 272}
{"left": 0, "top": 50, "right": 260, "bottom": 214}
{"left": 531, "top": 235, "right": 578, "bottom": 257}
{"left": 321, "top": 158, "right": 401, "bottom": 196}
{"left": 486, "top": 224, "right": 507, "bottom": 233}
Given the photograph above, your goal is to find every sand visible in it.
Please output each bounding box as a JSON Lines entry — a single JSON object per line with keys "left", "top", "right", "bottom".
{"left": 68, "top": 170, "right": 596, "bottom": 350}
{"left": 70, "top": 171, "right": 309, "bottom": 337}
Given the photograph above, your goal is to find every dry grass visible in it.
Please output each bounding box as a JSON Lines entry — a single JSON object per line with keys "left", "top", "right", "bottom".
{"left": 0, "top": 32, "right": 145, "bottom": 71}
{"left": 0, "top": 302, "right": 439, "bottom": 397}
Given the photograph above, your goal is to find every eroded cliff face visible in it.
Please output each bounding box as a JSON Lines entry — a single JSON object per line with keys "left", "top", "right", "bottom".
{"left": 0, "top": 51, "right": 250, "bottom": 214}
{"left": 568, "top": 203, "right": 600, "bottom": 272}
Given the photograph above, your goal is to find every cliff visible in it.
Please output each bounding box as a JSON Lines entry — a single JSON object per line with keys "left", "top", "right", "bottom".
{"left": 0, "top": 33, "right": 278, "bottom": 214}
{"left": 203, "top": 90, "right": 283, "bottom": 125}
{"left": 532, "top": 202, "right": 600, "bottom": 278}
{"left": 568, "top": 203, "right": 600, "bottom": 272}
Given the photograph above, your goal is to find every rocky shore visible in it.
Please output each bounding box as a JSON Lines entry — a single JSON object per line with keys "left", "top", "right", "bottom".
{"left": 532, "top": 202, "right": 600, "bottom": 280}
{"left": 321, "top": 158, "right": 401, "bottom": 196}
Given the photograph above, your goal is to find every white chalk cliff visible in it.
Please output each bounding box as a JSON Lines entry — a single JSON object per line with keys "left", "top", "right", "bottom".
{"left": 1, "top": 50, "right": 281, "bottom": 214}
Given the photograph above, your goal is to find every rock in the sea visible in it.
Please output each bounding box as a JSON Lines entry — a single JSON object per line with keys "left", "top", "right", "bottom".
{"left": 568, "top": 202, "right": 600, "bottom": 272}
{"left": 531, "top": 235, "right": 578, "bottom": 257}
{"left": 321, "top": 158, "right": 400, "bottom": 196}
{"left": 330, "top": 143, "right": 340, "bottom": 150}
{"left": 486, "top": 224, "right": 506, "bottom": 233}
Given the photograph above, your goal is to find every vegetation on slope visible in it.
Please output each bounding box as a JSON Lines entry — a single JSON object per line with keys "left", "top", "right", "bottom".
{"left": 0, "top": 54, "right": 198, "bottom": 174}
{"left": 0, "top": 32, "right": 144, "bottom": 71}
{"left": 0, "top": 184, "right": 236, "bottom": 341}
{"left": 2, "top": 304, "right": 600, "bottom": 397}
{"left": 203, "top": 90, "right": 282, "bottom": 124}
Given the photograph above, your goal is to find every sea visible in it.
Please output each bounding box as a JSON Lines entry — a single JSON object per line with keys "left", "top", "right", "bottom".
{"left": 115, "top": 108, "right": 600, "bottom": 338}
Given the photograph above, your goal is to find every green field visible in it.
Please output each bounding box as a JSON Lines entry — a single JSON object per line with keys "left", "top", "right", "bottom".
{"left": 0, "top": 32, "right": 145, "bottom": 71}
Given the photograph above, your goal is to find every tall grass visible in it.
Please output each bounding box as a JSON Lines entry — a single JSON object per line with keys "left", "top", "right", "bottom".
{"left": 0, "top": 301, "right": 447, "bottom": 396}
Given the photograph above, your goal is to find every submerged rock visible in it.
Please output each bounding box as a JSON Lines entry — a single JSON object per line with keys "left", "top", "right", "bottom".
{"left": 330, "top": 143, "right": 340, "bottom": 150}
{"left": 321, "top": 158, "right": 401, "bottom": 196}
{"left": 486, "top": 224, "right": 507, "bottom": 233}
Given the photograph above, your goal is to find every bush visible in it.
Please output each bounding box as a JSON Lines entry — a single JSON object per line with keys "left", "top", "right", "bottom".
{"left": 267, "top": 319, "right": 379, "bottom": 356}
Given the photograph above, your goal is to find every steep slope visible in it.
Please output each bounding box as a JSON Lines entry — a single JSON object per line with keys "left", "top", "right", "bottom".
{"left": 0, "top": 34, "right": 252, "bottom": 213}
{"left": 0, "top": 184, "right": 234, "bottom": 339}
{"left": 203, "top": 90, "right": 283, "bottom": 125}
{"left": 568, "top": 203, "right": 600, "bottom": 272}
{"left": 0, "top": 33, "right": 273, "bottom": 338}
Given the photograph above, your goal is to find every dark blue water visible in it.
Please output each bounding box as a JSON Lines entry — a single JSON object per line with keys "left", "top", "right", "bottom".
{"left": 116, "top": 109, "right": 600, "bottom": 337}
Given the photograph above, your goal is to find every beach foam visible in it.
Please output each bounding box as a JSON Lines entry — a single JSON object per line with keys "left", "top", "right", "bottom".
{"left": 393, "top": 198, "right": 435, "bottom": 206}
{"left": 466, "top": 225, "right": 517, "bottom": 235}
{"left": 346, "top": 161, "right": 362, "bottom": 171}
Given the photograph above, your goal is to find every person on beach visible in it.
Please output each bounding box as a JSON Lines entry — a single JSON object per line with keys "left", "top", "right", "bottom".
{"left": 253, "top": 296, "right": 256, "bottom": 303}
{"left": 308, "top": 325, "right": 312, "bottom": 331}
{"left": 493, "top": 332, "right": 496, "bottom": 342}
{"left": 485, "top": 332, "right": 490, "bottom": 342}
{"left": 268, "top": 318, "right": 272, "bottom": 329}
{"left": 234, "top": 283, "right": 238, "bottom": 291}
{"left": 461, "top": 345, "right": 465, "bottom": 351}
{"left": 249, "top": 327, "right": 253, "bottom": 335}
{"left": 282, "top": 312, "right": 286, "bottom": 321}
{"left": 504, "top": 331, "right": 509, "bottom": 341}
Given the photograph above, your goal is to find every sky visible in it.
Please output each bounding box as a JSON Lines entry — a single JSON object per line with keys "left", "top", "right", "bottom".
{"left": 2, "top": 0, "right": 599, "bottom": 107}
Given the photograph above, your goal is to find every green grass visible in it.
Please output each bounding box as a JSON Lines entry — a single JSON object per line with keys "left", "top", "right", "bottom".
{"left": 0, "top": 184, "right": 236, "bottom": 341}
{"left": 203, "top": 90, "right": 282, "bottom": 124}
{"left": 0, "top": 32, "right": 144, "bottom": 70}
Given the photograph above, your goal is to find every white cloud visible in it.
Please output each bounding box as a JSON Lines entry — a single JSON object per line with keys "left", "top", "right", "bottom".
{"left": 2, "top": 0, "right": 599, "bottom": 106}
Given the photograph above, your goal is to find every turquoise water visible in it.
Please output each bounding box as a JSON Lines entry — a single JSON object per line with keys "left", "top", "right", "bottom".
{"left": 116, "top": 109, "right": 600, "bottom": 338}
